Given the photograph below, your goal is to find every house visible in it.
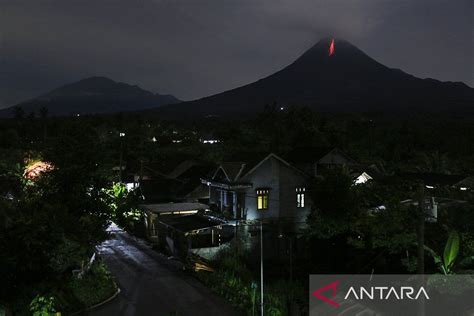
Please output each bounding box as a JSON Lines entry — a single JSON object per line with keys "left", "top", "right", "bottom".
{"left": 285, "top": 147, "right": 358, "bottom": 177}
{"left": 139, "top": 202, "right": 233, "bottom": 261}
{"left": 201, "top": 152, "right": 311, "bottom": 228}
{"left": 349, "top": 164, "right": 383, "bottom": 185}
{"left": 135, "top": 160, "right": 216, "bottom": 203}
{"left": 140, "top": 202, "right": 210, "bottom": 240}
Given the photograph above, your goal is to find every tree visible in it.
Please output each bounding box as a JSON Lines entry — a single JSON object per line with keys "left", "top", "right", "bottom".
{"left": 306, "top": 167, "right": 361, "bottom": 239}
{"left": 105, "top": 183, "right": 143, "bottom": 234}
{"left": 13, "top": 106, "right": 25, "bottom": 120}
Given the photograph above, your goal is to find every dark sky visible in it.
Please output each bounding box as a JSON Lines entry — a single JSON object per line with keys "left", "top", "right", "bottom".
{"left": 1, "top": 0, "right": 472, "bottom": 108}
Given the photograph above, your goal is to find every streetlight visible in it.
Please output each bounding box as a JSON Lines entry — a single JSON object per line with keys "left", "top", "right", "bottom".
{"left": 119, "top": 132, "right": 125, "bottom": 182}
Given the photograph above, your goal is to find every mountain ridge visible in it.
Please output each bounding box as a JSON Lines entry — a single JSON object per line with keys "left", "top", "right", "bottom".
{"left": 153, "top": 37, "right": 473, "bottom": 118}
{"left": 0, "top": 76, "right": 180, "bottom": 117}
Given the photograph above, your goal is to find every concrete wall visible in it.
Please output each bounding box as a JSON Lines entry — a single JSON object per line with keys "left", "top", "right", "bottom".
{"left": 243, "top": 156, "right": 310, "bottom": 222}
{"left": 243, "top": 157, "right": 280, "bottom": 220}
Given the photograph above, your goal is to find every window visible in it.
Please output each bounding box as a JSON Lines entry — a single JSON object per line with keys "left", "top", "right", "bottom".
{"left": 256, "top": 189, "right": 269, "bottom": 210}
{"left": 296, "top": 187, "right": 305, "bottom": 208}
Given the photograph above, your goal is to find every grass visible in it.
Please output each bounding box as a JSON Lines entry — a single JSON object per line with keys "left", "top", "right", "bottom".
{"left": 69, "top": 261, "right": 118, "bottom": 309}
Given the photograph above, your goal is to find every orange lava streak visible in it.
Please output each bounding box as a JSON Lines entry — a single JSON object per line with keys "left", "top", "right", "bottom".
{"left": 329, "top": 38, "right": 335, "bottom": 56}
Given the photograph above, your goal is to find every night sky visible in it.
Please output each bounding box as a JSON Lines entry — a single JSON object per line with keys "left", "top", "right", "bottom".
{"left": 1, "top": 0, "right": 472, "bottom": 109}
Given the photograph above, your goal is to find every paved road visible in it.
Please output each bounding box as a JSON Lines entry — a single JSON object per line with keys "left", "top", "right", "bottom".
{"left": 87, "top": 228, "right": 239, "bottom": 316}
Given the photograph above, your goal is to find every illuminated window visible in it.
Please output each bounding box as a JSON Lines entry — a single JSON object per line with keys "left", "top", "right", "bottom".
{"left": 256, "top": 189, "right": 269, "bottom": 210}
{"left": 296, "top": 187, "right": 305, "bottom": 208}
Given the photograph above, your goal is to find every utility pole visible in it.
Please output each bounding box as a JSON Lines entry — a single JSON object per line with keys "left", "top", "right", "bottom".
{"left": 416, "top": 183, "right": 425, "bottom": 316}
{"left": 289, "top": 235, "right": 293, "bottom": 283}
{"left": 416, "top": 183, "right": 425, "bottom": 274}
{"left": 260, "top": 220, "right": 264, "bottom": 316}
{"left": 119, "top": 132, "right": 125, "bottom": 182}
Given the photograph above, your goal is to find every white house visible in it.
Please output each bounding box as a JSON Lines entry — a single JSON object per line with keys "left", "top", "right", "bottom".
{"left": 202, "top": 153, "right": 311, "bottom": 227}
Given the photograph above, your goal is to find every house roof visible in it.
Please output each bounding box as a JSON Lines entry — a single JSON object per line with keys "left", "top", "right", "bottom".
{"left": 158, "top": 214, "right": 224, "bottom": 233}
{"left": 221, "top": 152, "right": 272, "bottom": 180}
{"left": 220, "top": 162, "right": 245, "bottom": 181}
{"left": 239, "top": 153, "right": 307, "bottom": 179}
{"left": 139, "top": 178, "right": 183, "bottom": 203}
{"left": 138, "top": 162, "right": 216, "bottom": 202}
{"left": 401, "top": 173, "right": 469, "bottom": 187}
{"left": 212, "top": 152, "right": 306, "bottom": 183}
{"left": 175, "top": 164, "right": 216, "bottom": 197}
{"left": 349, "top": 165, "right": 384, "bottom": 180}
{"left": 140, "top": 202, "right": 209, "bottom": 214}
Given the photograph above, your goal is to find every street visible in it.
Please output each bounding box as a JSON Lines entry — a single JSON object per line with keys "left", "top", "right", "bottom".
{"left": 87, "top": 227, "right": 239, "bottom": 316}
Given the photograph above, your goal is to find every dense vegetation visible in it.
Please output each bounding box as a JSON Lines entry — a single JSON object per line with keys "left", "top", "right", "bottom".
{"left": 1, "top": 105, "right": 473, "bottom": 314}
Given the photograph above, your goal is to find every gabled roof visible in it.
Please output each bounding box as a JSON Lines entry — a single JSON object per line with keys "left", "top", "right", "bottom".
{"left": 239, "top": 153, "right": 307, "bottom": 179}
{"left": 220, "top": 162, "right": 246, "bottom": 181}
{"left": 349, "top": 164, "right": 384, "bottom": 180}
{"left": 139, "top": 177, "right": 183, "bottom": 203}
{"left": 211, "top": 152, "right": 270, "bottom": 182}
{"left": 211, "top": 152, "right": 306, "bottom": 183}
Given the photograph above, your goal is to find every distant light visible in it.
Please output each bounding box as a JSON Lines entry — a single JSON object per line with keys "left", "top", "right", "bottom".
{"left": 172, "top": 139, "right": 182, "bottom": 143}
{"left": 354, "top": 172, "right": 372, "bottom": 185}
{"left": 76, "top": 113, "right": 80, "bottom": 117}
{"left": 24, "top": 161, "right": 54, "bottom": 180}
{"left": 119, "top": 132, "right": 126, "bottom": 137}
{"left": 202, "top": 139, "right": 220, "bottom": 144}
{"left": 460, "top": 187, "right": 468, "bottom": 191}
{"left": 151, "top": 137, "right": 157, "bottom": 142}
{"left": 280, "top": 107, "right": 284, "bottom": 111}
{"left": 425, "top": 185, "right": 435, "bottom": 189}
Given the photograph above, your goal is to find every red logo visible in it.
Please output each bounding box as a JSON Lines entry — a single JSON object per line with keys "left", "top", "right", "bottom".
{"left": 312, "top": 280, "right": 340, "bottom": 307}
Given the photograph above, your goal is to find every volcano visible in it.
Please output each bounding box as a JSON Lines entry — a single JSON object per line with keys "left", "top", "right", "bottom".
{"left": 155, "top": 38, "right": 473, "bottom": 118}
{"left": 0, "top": 76, "right": 180, "bottom": 117}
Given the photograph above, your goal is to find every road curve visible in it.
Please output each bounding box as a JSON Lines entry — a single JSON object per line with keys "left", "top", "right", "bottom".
{"left": 87, "top": 227, "right": 239, "bottom": 316}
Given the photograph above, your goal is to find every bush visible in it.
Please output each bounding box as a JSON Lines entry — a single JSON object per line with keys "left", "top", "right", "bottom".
{"left": 196, "top": 243, "right": 305, "bottom": 315}
{"left": 29, "top": 296, "right": 56, "bottom": 316}
{"left": 69, "top": 261, "right": 117, "bottom": 308}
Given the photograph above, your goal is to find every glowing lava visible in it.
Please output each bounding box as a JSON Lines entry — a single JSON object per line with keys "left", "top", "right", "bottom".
{"left": 329, "top": 38, "right": 335, "bottom": 56}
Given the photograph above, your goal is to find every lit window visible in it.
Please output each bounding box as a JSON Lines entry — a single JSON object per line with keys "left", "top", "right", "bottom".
{"left": 296, "top": 187, "right": 305, "bottom": 208}
{"left": 257, "top": 189, "right": 269, "bottom": 210}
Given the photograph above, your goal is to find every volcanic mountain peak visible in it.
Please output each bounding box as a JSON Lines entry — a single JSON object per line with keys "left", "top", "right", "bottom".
{"left": 287, "top": 37, "right": 385, "bottom": 73}
{"left": 47, "top": 76, "right": 154, "bottom": 97}
{"left": 0, "top": 76, "right": 180, "bottom": 116}
{"left": 154, "top": 36, "right": 473, "bottom": 118}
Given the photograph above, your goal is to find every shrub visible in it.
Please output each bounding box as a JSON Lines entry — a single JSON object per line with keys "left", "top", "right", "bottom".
{"left": 69, "top": 261, "right": 117, "bottom": 307}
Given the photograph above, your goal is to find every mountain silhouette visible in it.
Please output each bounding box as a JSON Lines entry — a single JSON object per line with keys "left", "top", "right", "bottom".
{"left": 155, "top": 38, "right": 473, "bottom": 118}
{"left": 0, "top": 76, "right": 180, "bottom": 116}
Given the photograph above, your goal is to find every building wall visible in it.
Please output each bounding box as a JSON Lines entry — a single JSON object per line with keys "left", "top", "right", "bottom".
{"left": 243, "top": 157, "right": 280, "bottom": 220}
{"left": 242, "top": 156, "right": 310, "bottom": 222}
{"left": 278, "top": 160, "right": 311, "bottom": 224}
